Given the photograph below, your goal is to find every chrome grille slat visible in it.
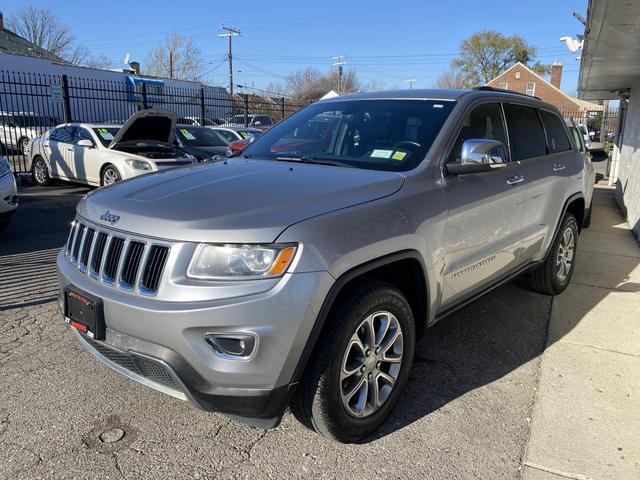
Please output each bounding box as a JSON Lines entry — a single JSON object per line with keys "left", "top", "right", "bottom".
{"left": 64, "top": 219, "right": 169, "bottom": 296}
{"left": 119, "top": 241, "right": 145, "bottom": 290}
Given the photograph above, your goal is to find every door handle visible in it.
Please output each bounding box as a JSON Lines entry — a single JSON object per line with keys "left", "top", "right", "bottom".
{"left": 506, "top": 175, "right": 524, "bottom": 185}
{"left": 553, "top": 163, "right": 566, "bottom": 171}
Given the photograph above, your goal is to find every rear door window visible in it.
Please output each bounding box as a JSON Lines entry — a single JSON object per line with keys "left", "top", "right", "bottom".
{"left": 539, "top": 110, "right": 571, "bottom": 153}
{"left": 504, "top": 104, "right": 547, "bottom": 160}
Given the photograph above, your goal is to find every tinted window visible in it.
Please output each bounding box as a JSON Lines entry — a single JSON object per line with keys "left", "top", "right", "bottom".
{"left": 74, "top": 127, "right": 95, "bottom": 145}
{"left": 448, "top": 103, "right": 508, "bottom": 164}
{"left": 243, "top": 99, "right": 456, "bottom": 172}
{"left": 215, "top": 129, "right": 239, "bottom": 142}
{"left": 504, "top": 104, "right": 547, "bottom": 160}
{"left": 50, "top": 127, "right": 75, "bottom": 143}
{"left": 176, "top": 127, "right": 229, "bottom": 147}
{"left": 539, "top": 110, "right": 571, "bottom": 153}
{"left": 569, "top": 127, "right": 584, "bottom": 152}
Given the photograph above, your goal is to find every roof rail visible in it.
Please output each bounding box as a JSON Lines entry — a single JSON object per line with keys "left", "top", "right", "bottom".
{"left": 473, "top": 86, "right": 541, "bottom": 101}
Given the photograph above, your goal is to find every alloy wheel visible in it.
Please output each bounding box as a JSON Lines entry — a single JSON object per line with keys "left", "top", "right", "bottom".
{"left": 102, "top": 168, "right": 120, "bottom": 185}
{"left": 556, "top": 227, "right": 575, "bottom": 281}
{"left": 339, "top": 311, "right": 404, "bottom": 418}
{"left": 33, "top": 160, "right": 46, "bottom": 184}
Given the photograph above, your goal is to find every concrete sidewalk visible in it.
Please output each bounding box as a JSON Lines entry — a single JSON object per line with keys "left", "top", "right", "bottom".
{"left": 523, "top": 184, "right": 640, "bottom": 480}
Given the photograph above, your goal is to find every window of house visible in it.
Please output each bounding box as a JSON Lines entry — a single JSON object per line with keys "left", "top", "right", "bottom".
{"left": 526, "top": 82, "right": 536, "bottom": 96}
{"left": 504, "top": 103, "right": 547, "bottom": 160}
{"left": 499, "top": 82, "right": 508, "bottom": 90}
{"left": 515, "top": 71, "right": 521, "bottom": 79}
{"left": 539, "top": 110, "right": 571, "bottom": 153}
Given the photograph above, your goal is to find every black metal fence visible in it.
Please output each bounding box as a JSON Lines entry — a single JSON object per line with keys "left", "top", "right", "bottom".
{"left": 0, "top": 69, "right": 309, "bottom": 173}
{"left": 558, "top": 105, "right": 620, "bottom": 144}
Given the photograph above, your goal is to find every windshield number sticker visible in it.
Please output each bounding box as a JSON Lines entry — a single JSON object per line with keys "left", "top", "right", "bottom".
{"left": 371, "top": 149, "right": 393, "bottom": 159}
{"left": 97, "top": 128, "right": 114, "bottom": 140}
{"left": 391, "top": 151, "right": 407, "bottom": 161}
{"left": 180, "top": 129, "right": 196, "bottom": 140}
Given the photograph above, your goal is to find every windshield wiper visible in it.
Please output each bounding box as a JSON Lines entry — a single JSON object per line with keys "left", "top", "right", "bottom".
{"left": 275, "top": 155, "right": 356, "bottom": 169}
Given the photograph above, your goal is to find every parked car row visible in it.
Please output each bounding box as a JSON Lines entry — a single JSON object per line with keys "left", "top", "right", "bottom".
{"left": 25, "top": 110, "right": 266, "bottom": 187}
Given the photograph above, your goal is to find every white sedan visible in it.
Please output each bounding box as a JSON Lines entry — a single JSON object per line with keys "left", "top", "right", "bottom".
{"left": 28, "top": 110, "right": 195, "bottom": 187}
{"left": 0, "top": 156, "right": 18, "bottom": 232}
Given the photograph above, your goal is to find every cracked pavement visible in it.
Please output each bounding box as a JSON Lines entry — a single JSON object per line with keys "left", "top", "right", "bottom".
{"left": 0, "top": 184, "right": 552, "bottom": 479}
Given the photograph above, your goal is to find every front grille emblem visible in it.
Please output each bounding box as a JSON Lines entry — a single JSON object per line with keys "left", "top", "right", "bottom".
{"left": 99, "top": 210, "right": 121, "bottom": 225}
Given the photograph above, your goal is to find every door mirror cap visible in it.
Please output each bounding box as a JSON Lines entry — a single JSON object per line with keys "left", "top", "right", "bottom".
{"left": 76, "top": 139, "right": 94, "bottom": 148}
{"left": 448, "top": 139, "right": 508, "bottom": 175}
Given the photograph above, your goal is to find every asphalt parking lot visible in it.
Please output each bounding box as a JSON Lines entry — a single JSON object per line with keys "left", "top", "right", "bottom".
{"left": 0, "top": 182, "right": 553, "bottom": 479}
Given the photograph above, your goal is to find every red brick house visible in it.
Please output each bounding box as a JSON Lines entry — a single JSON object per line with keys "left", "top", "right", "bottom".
{"left": 486, "top": 62, "right": 602, "bottom": 113}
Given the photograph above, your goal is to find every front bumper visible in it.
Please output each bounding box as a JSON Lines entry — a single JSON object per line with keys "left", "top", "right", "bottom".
{"left": 0, "top": 172, "right": 18, "bottom": 214}
{"left": 57, "top": 250, "right": 333, "bottom": 426}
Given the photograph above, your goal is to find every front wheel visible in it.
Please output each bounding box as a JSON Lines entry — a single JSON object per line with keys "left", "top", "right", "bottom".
{"left": 31, "top": 157, "right": 50, "bottom": 186}
{"left": 101, "top": 165, "right": 121, "bottom": 186}
{"left": 526, "top": 213, "right": 578, "bottom": 295}
{"left": 291, "top": 281, "right": 415, "bottom": 443}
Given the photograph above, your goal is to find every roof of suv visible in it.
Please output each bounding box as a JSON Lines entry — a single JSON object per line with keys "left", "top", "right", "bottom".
{"left": 322, "top": 87, "right": 547, "bottom": 104}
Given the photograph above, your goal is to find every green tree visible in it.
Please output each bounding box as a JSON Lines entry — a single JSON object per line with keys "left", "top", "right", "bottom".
{"left": 452, "top": 31, "right": 550, "bottom": 88}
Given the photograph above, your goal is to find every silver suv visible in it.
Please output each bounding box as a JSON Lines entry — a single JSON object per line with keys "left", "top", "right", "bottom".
{"left": 57, "top": 88, "right": 594, "bottom": 442}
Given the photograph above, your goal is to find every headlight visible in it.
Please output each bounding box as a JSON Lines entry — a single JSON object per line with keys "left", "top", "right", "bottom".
{"left": 187, "top": 244, "right": 297, "bottom": 280}
{"left": 0, "top": 157, "right": 11, "bottom": 178}
{"left": 125, "top": 158, "right": 152, "bottom": 170}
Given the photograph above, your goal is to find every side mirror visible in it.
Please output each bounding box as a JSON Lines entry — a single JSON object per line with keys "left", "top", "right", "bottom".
{"left": 76, "top": 139, "right": 94, "bottom": 148}
{"left": 447, "top": 139, "right": 508, "bottom": 175}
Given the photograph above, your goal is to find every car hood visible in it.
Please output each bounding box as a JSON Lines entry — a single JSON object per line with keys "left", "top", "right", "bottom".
{"left": 108, "top": 109, "right": 176, "bottom": 149}
{"left": 78, "top": 159, "right": 405, "bottom": 243}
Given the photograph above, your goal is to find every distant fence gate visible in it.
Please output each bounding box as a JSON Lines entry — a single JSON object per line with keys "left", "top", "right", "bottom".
{"left": 0, "top": 69, "right": 309, "bottom": 173}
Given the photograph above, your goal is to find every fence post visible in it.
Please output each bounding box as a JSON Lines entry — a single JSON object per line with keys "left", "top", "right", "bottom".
{"left": 200, "top": 88, "right": 206, "bottom": 126}
{"left": 141, "top": 83, "right": 148, "bottom": 109}
{"left": 243, "top": 94, "right": 249, "bottom": 127}
{"left": 280, "top": 97, "right": 285, "bottom": 120}
{"left": 61, "top": 74, "right": 72, "bottom": 123}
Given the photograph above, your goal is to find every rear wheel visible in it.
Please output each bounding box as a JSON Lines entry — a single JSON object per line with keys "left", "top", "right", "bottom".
{"left": 291, "top": 280, "right": 415, "bottom": 443}
{"left": 101, "top": 165, "right": 121, "bottom": 186}
{"left": 526, "top": 213, "right": 578, "bottom": 295}
{"left": 31, "top": 157, "right": 50, "bottom": 186}
{"left": 18, "top": 137, "right": 29, "bottom": 156}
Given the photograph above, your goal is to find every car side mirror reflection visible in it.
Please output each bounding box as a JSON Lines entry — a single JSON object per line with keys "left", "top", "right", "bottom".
{"left": 447, "top": 139, "right": 508, "bottom": 175}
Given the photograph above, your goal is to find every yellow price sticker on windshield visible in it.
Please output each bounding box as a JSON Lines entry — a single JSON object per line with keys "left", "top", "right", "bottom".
{"left": 391, "top": 151, "right": 407, "bottom": 160}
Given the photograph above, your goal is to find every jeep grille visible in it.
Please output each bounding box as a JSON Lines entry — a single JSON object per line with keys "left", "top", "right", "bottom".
{"left": 65, "top": 219, "right": 170, "bottom": 296}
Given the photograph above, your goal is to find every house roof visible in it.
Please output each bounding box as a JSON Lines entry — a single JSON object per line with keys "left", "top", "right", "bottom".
{"left": 488, "top": 62, "right": 603, "bottom": 111}
{"left": 0, "top": 24, "right": 67, "bottom": 63}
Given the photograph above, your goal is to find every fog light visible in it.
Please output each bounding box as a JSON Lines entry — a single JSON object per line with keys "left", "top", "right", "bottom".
{"left": 205, "top": 334, "right": 256, "bottom": 359}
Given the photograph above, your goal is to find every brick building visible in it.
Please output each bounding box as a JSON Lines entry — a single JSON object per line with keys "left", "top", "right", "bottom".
{"left": 486, "top": 61, "right": 602, "bottom": 112}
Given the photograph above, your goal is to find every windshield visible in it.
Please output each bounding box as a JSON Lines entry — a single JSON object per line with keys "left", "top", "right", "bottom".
{"left": 176, "top": 127, "right": 229, "bottom": 147}
{"left": 93, "top": 127, "right": 120, "bottom": 147}
{"left": 241, "top": 99, "right": 456, "bottom": 171}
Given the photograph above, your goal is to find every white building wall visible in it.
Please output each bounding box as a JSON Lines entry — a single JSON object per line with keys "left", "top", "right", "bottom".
{"left": 615, "top": 78, "right": 640, "bottom": 239}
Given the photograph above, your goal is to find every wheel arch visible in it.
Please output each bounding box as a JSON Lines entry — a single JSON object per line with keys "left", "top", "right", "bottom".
{"left": 289, "top": 250, "right": 429, "bottom": 386}
{"left": 99, "top": 162, "right": 122, "bottom": 184}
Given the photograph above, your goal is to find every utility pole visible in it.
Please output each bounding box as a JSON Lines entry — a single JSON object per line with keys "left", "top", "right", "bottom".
{"left": 219, "top": 25, "right": 241, "bottom": 97}
{"left": 332, "top": 55, "right": 346, "bottom": 93}
{"left": 403, "top": 79, "right": 417, "bottom": 89}
{"left": 169, "top": 51, "right": 173, "bottom": 79}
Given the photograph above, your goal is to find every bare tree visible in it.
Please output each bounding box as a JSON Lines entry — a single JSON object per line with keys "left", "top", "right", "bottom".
{"left": 84, "top": 53, "right": 114, "bottom": 70}
{"left": 285, "top": 67, "right": 361, "bottom": 100}
{"left": 434, "top": 68, "right": 466, "bottom": 89}
{"left": 146, "top": 33, "right": 202, "bottom": 81}
{"left": 7, "top": 6, "right": 83, "bottom": 63}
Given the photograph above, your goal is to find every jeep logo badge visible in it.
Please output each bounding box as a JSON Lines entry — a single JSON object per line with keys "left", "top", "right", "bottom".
{"left": 100, "top": 210, "right": 120, "bottom": 225}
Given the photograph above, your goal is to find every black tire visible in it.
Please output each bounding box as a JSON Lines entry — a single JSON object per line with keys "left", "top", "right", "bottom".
{"left": 526, "top": 213, "right": 579, "bottom": 295}
{"left": 583, "top": 202, "right": 592, "bottom": 228}
{"left": 290, "top": 280, "right": 415, "bottom": 443}
{"left": 31, "top": 157, "right": 50, "bottom": 186}
{"left": 18, "top": 137, "right": 29, "bottom": 156}
{"left": 100, "top": 165, "right": 121, "bottom": 186}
